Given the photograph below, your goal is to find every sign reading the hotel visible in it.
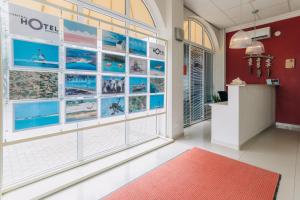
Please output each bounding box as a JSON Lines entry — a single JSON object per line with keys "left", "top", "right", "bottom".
{"left": 9, "top": 4, "right": 59, "bottom": 41}
{"left": 149, "top": 42, "right": 165, "bottom": 60}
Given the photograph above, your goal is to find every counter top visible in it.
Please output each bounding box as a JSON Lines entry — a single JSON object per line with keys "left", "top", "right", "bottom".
{"left": 209, "top": 102, "right": 228, "bottom": 106}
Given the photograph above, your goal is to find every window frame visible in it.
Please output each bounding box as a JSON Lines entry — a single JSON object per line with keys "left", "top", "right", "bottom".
{"left": 184, "top": 19, "right": 215, "bottom": 53}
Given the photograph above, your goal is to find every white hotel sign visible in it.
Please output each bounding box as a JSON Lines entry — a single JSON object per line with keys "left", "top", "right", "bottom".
{"left": 9, "top": 4, "right": 60, "bottom": 41}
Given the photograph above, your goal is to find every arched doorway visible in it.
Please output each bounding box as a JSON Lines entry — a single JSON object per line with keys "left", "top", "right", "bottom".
{"left": 183, "top": 18, "right": 214, "bottom": 127}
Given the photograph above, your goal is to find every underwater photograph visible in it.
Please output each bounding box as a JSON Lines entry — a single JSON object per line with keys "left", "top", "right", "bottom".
{"left": 129, "top": 96, "right": 147, "bottom": 113}
{"left": 150, "top": 78, "right": 165, "bottom": 93}
{"left": 101, "top": 97, "right": 125, "bottom": 118}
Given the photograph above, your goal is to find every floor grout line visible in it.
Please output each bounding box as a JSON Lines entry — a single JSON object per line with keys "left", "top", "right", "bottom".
{"left": 292, "top": 134, "right": 300, "bottom": 200}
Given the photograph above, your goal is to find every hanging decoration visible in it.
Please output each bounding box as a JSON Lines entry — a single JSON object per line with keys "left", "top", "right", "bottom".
{"left": 229, "top": 0, "right": 252, "bottom": 49}
{"left": 265, "top": 55, "right": 273, "bottom": 78}
{"left": 244, "top": 55, "right": 274, "bottom": 78}
{"left": 245, "top": 9, "right": 265, "bottom": 55}
{"left": 256, "top": 57, "right": 261, "bottom": 78}
{"left": 247, "top": 57, "right": 253, "bottom": 74}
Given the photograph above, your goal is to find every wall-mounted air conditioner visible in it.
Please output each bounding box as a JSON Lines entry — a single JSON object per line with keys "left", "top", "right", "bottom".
{"left": 247, "top": 27, "right": 271, "bottom": 40}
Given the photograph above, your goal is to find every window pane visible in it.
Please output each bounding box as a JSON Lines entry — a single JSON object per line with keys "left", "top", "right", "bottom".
{"left": 130, "top": 0, "right": 155, "bottom": 27}
{"left": 204, "top": 31, "right": 213, "bottom": 49}
{"left": 90, "top": 0, "right": 125, "bottom": 15}
{"left": 130, "top": 25, "right": 156, "bottom": 37}
{"left": 9, "top": 0, "right": 43, "bottom": 11}
{"left": 184, "top": 20, "right": 189, "bottom": 40}
{"left": 82, "top": 8, "right": 126, "bottom": 31}
{"left": 190, "top": 21, "right": 202, "bottom": 45}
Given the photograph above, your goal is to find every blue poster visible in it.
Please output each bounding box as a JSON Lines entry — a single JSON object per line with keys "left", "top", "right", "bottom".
{"left": 129, "top": 37, "right": 147, "bottom": 57}
{"left": 150, "top": 78, "right": 164, "bottom": 93}
{"left": 13, "top": 39, "right": 59, "bottom": 69}
{"left": 101, "top": 97, "right": 125, "bottom": 118}
{"left": 102, "top": 53, "right": 126, "bottom": 73}
{"left": 150, "top": 94, "right": 164, "bottom": 110}
{"left": 102, "top": 30, "right": 126, "bottom": 53}
{"left": 66, "top": 48, "right": 97, "bottom": 71}
{"left": 129, "top": 96, "right": 147, "bottom": 113}
{"left": 14, "top": 101, "right": 60, "bottom": 131}
{"left": 65, "top": 74, "right": 96, "bottom": 96}
{"left": 150, "top": 60, "right": 165, "bottom": 76}
{"left": 129, "top": 77, "right": 147, "bottom": 94}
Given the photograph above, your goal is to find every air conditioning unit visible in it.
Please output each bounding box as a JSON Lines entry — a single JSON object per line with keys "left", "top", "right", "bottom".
{"left": 247, "top": 27, "right": 271, "bottom": 40}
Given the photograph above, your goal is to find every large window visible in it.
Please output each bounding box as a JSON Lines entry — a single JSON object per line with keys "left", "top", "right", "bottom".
{"left": 184, "top": 19, "right": 214, "bottom": 50}
{"left": 0, "top": 0, "right": 167, "bottom": 191}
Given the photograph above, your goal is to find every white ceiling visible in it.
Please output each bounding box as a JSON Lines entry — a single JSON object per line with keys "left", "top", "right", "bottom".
{"left": 184, "top": 0, "right": 300, "bottom": 28}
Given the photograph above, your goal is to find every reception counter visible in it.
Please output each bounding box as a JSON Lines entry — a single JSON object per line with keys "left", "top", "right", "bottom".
{"left": 210, "top": 84, "right": 275, "bottom": 150}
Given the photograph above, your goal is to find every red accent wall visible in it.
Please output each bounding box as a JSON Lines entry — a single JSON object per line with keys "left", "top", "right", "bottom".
{"left": 226, "top": 16, "right": 300, "bottom": 125}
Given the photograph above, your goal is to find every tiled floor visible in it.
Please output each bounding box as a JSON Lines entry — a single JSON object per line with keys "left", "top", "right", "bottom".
{"left": 46, "top": 121, "right": 300, "bottom": 200}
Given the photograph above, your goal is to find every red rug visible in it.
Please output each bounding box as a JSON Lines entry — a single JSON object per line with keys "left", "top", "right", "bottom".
{"left": 104, "top": 148, "right": 280, "bottom": 200}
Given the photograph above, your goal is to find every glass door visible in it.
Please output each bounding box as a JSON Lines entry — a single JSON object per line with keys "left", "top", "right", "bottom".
{"left": 190, "top": 45, "right": 205, "bottom": 123}
{"left": 184, "top": 43, "right": 213, "bottom": 127}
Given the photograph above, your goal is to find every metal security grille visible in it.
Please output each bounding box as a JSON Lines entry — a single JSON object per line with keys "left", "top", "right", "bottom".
{"left": 190, "top": 46, "right": 204, "bottom": 123}
{"left": 204, "top": 52, "right": 213, "bottom": 119}
{"left": 183, "top": 44, "right": 190, "bottom": 127}
{"left": 183, "top": 43, "right": 213, "bottom": 127}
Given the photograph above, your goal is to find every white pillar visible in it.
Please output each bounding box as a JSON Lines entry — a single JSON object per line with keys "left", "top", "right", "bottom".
{"left": 157, "top": 0, "right": 184, "bottom": 139}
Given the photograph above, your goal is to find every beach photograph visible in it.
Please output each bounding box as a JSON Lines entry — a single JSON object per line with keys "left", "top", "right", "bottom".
{"left": 129, "top": 57, "right": 147, "bottom": 75}
{"left": 150, "top": 60, "right": 165, "bottom": 76}
{"left": 129, "top": 96, "right": 147, "bottom": 113}
{"left": 102, "top": 76, "right": 125, "bottom": 95}
{"left": 129, "top": 77, "right": 147, "bottom": 94}
{"left": 102, "top": 30, "right": 126, "bottom": 53}
{"left": 9, "top": 71, "right": 58, "bottom": 100}
{"left": 102, "top": 53, "right": 126, "bottom": 73}
{"left": 150, "top": 78, "right": 165, "bottom": 93}
{"left": 150, "top": 94, "right": 164, "bottom": 110}
{"left": 13, "top": 39, "right": 59, "bottom": 69}
{"left": 65, "top": 99, "right": 97, "bottom": 123}
{"left": 65, "top": 74, "right": 96, "bottom": 96}
{"left": 14, "top": 101, "right": 60, "bottom": 131}
{"left": 129, "top": 37, "right": 147, "bottom": 57}
{"left": 66, "top": 48, "right": 97, "bottom": 71}
{"left": 101, "top": 97, "right": 125, "bottom": 118}
{"left": 64, "top": 19, "right": 97, "bottom": 48}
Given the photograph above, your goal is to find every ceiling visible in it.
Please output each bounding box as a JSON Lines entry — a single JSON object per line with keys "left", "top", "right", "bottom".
{"left": 184, "top": 0, "right": 300, "bottom": 28}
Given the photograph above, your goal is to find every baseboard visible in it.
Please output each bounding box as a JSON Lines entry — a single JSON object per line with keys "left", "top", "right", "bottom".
{"left": 276, "top": 122, "right": 300, "bottom": 132}
{"left": 211, "top": 139, "right": 240, "bottom": 151}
